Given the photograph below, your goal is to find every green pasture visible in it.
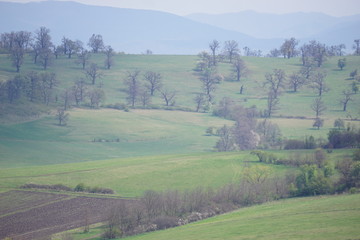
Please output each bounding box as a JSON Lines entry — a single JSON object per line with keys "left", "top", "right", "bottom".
{"left": 0, "top": 151, "right": 287, "bottom": 197}
{"left": 0, "top": 54, "right": 359, "bottom": 118}
{"left": 0, "top": 149, "right": 354, "bottom": 197}
{"left": 122, "top": 193, "right": 360, "bottom": 240}
{"left": 0, "top": 108, "right": 231, "bottom": 167}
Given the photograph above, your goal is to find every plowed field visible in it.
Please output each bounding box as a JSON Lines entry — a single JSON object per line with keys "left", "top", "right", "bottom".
{"left": 0, "top": 191, "right": 130, "bottom": 240}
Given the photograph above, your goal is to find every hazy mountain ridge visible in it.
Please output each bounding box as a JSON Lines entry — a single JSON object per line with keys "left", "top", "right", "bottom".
{"left": 186, "top": 11, "right": 360, "bottom": 38}
{"left": 0, "top": 1, "right": 270, "bottom": 54}
{"left": 0, "top": 1, "right": 358, "bottom": 54}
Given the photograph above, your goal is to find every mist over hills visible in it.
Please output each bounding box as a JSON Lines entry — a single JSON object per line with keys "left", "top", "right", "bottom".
{"left": 0, "top": 1, "right": 358, "bottom": 54}
{"left": 187, "top": 11, "right": 360, "bottom": 49}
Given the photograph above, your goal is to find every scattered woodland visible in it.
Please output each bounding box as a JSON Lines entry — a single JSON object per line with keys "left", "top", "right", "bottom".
{"left": 0, "top": 27, "right": 360, "bottom": 239}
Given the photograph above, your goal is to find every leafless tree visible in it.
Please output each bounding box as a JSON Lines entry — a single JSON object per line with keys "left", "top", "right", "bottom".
{"left": 353, "top": 39, "right": 360, "bottom": 55}
{"left": 39, "top": 72, "right": 57, "bottom": 105}
{"left": 124, "top": 70, "right": 141, "bottom": 107}
{"left": 76, "top": 48, "right": 91, "bottom": 69}
{"left": 56, "top": 108, "right": 69, "bottom": 126}
{"left": 264, "top": 69, "right": 286, "bottom": 99}
{"left": 311, "top": 97, "right": 326, "bottom": 117}
{"left": 196, "top": 51, "right": 212, "bottom": 71}
{"left": 199, "top": 68, "right": 217, "bottom": 103}
{"left": 266, "top": 90, "right": 280, "bottom": 118}
{"left": 223, "top": 40, "right": 239, "bottom": 63}
{"left": 160, "top": 88, "right": 176, "bottom": 106}
{"left": 194, "top": 93, "right": 207, "bottom": 112}
{"left": 232, "top": 56, "right": 248, "bottom": 81}
{"left": 209, "top": 39, "right": 220, "bottom": 66}
{"left": 62, "top": 37, "right": 82, "bottom": 58}
{"left": 87, "top": 87, "right": 105, "bottom": 108}
{"left": 144, "top": 71, "right": 162, "bottom": 96}
{"left": 104, "top": 45, "right": 115, "bottom": 69}
{"left": 8, "top": 31, "right": 32, "bottom": 72}
{"left": 85, "top": 63, "right": 103, "bottom": 85}
{"left": 139, "top": 87, "right": 152, "bottom": 107}
{"left": 232, "top": 116, "right": 259, "bottom": 150}
{"left": 215, "top": 125, "right": 235, "bottom": 151}
{"left": 310, "top": 71, "right": 328, "bottom": 96}
{"left": 313, "top": 118, "right": 324, "bottom": 130}
{"left": 88, "top": 34, "right": 104, "bottom": 53}
{"left": 280, "top": 37, "right": 299, "bottom": 58}
{"left": 72, "top": 79, "right": 87, "bottom": 105}
{"left": 288, "top": 72, "right": 305, "bottom": 92}
{"left": 340, "top": 90, "right": 353, "bottom": 111}
{"left": 34, "top": 27, "right": 53, "bottom": 69}
{"left": 62, "top": 88, "right": 73, "bottom": 110}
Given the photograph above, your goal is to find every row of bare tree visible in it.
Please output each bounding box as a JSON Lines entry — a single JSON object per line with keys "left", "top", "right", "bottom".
{"left": 0, "top": 28, "right": 114, "bottom": 72}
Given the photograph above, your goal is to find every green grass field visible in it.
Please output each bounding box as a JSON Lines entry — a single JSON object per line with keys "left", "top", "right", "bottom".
{"left": 121, "top": 193, "right": 360, "bottom": 240}
{"left": 0, "top": 54, "right": 359, "bottom": 168}
{"left": 0, "top": 151, "right": 290, "bottom": 197}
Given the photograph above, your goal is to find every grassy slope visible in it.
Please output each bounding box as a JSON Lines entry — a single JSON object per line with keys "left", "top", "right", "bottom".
{"left": 125, "top": 193, "right": 360, "bottom": 240}
{"left": 0, "top": 149, "right": 353, "bottom": 197}
{"left": 0, "top": 151, "right": 289, "bottom": 197}
{"left": 0, "top": 54, "right": 359, "bottom": 167}
{"left": 0, "top": 108, "right": 231, "bottom": 167}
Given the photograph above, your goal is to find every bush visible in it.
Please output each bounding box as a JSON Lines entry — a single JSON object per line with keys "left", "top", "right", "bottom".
{"left": 152, "top": 216, "right": 179, "bottom": 230}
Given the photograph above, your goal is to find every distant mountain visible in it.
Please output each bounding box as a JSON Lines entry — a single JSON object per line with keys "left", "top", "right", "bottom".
{"left": 187, "top": 11, "right": 360, "bottom": 50}
{"left": 0, "top": 1, "right": 279, "bottom": 54}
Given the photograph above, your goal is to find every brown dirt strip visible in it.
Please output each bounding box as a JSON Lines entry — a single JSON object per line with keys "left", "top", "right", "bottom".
{"left": 0, "top": 190, "right": 132, "bottom": 240}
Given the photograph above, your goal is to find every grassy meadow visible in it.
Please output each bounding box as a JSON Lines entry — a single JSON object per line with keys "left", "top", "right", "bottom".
{"left": 0, "top": 52, "right": 359, "bottom": 239}
{"left": 0, "top": 53, "right": 359, "bottom": 168}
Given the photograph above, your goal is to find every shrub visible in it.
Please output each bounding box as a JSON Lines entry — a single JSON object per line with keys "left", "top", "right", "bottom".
{"left": 152, "top": 216, "right": 178, "bottom": 230}
{"left": 74, "top": 183, "right": 86, "bottom": 192}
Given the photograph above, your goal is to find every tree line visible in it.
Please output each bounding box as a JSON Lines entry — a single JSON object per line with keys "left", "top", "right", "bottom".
{"left": 0, "top": 28, "right": 115, "bottom": 72}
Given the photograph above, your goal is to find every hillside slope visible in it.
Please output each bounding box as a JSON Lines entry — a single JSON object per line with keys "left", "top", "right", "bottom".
{"left": 127, "top": 194, "right": 360, "bottom": 240}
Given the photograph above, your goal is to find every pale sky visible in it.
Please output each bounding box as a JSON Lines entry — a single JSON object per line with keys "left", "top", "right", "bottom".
{"left": 2, "top": 0, "right": 360, "bottom": 16}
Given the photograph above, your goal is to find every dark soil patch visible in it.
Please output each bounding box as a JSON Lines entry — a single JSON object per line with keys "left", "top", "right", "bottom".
{"left": 0, "top": 190, "right": 131, "bottom": 240}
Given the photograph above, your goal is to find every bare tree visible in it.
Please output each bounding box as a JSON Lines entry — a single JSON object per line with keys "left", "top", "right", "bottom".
{"left": 313, "top": 118, "right": 324, "bottom": 130}
{"left": 160, "top": 88, "right": 176, "bottom": 106}
{"left": 194, "top": 93, "right": 207, "bottom": 112}
{"left": 311, "top": 97, "right": 326, "bottom": 117}
{"left": 144, "top": 71, "right": 162, "bottom": 96}
{"left": 199, "top": 68, "right": 217, "bottom": 103}
{"left": 232, "top": 56, "right": 248, "bottom": 81}
{"left": 215, "top": 125, "right": 235, "bottom": 152}
{"left": 266, "top": 90, "right": 280, "bottom": 118}
{"left": 56, "top": 109, "right": 69, "bottom": 126}
{"left": 34, "top": 27, "right": 53, "bottom": 69}
{"left": 124, "top": 70, "right": 141, "bottom": 107}
{"left": 196, "top": 51, "right": 212, "bottom": 71}
{"left": 310, "top": 71, "right": 328, "bottom": 96}
{"left": 209, "top": 39, "right": 220, "bottom": 66}
{"left": 76, "top": 48, "right": 91, "bottom": 69}
{"left": 139, "top": 87, "right": 152, "bottom": 107}
{"left": 88, "top": 34, "right": 104, "bottom": 53}
{"left": 223, "top": 40, "right": 239, "bottom": 63}
{"left": 9, "top": 31, "right": 32, "bottom": 72}
{"left": 280, "top": 37, "right": 299, "bottom": 59}
{"left": 104, "top": 45, "right": 115, "bottom": 69}
{"left": 62, "top": 37, "right": 82, "bottom": 58}
{"left": 288, "top": 72, "right": 305, "bottom": 92}
{"left": 85, "top": 63, "right": 103, "bottom": 85}
{"left": 264, "top": 69, "right": 286, "bottom": 99}
{"left": 62, "top": 88, "right": 73, "bottom": 110}
{"left": 39, "top": 72, "right": 57, "bottom": 105}
{"left": 353, "top": 39, "right": 360, "bottom": 55}
{"left": 72, "top": 79, "right": 87, "bottom": 105}
{"left": 88, "top": 87, "right": 105, "bottom": 108}
{"left": 340, "top": 90, "right": 353, "bottom": 111}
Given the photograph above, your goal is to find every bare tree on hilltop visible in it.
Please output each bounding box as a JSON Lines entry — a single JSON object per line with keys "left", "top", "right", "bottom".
{"left": 124, "top": 70, "right": 141, "bottom": 107}
{"left": 223, "top": 40, "right": 239, "bottom": 63}
{"left": 88, "top": 34, "right": 104, "bottom": 53}
{"left": 209, "top": 39, "right": 220, "bottom": 66}
{"left": 280, "top": 37, "right": 299, "bottom": 59}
